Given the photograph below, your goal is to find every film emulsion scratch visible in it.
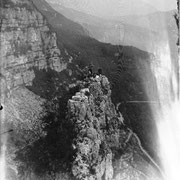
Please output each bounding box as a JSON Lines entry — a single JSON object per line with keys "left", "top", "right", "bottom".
{"left": 0, "top": 0, "right": 179, "bottom": 179}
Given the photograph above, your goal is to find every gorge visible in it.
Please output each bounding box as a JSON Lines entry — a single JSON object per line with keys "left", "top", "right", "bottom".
{"left": 0, "top": 0, "right": 170, "bottom": 179}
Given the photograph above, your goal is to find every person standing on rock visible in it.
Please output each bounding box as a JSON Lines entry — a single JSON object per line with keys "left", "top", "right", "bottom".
{"left": 98, "top": 68, "right": 102, "bottom": 76}
{"left": 88, "top": 68, "right": 93, "bottom": 78}
{"left": 94, "top": 68, "right": 103, "bottom": 79}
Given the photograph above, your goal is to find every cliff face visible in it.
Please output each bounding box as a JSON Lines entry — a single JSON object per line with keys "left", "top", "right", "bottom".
{"left": 67, "top": 76, "right": 162, "bottom": 180}
{"left": 0, "top": 1, "right": 69, "bottom": 179}
{"left": 0, "top": 0, "right": 67, "bottom": 93}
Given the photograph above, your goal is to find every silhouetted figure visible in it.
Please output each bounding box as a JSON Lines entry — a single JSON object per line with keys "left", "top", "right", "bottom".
{"left": 98, "top": 68, "right": 102, "bottom": 76}
{"left": 88, "top": 68, "right": 93, "bottom": 78}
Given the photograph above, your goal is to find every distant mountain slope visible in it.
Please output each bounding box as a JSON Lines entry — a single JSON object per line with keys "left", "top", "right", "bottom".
{"left": 48, "top": 2, "right": 177, "bottom": 54}
{"left": 32, "top": 0, "right": 88, "bottom": 38}
{"left": 47, "top": 0, "right": 158, "bottom": 17}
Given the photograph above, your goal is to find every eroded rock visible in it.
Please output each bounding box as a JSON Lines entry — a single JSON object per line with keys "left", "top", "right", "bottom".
{"left": 67, "top": 76, "right": 163, "bottom": 180}
{"left": 0, "top": 0, "right": 67, "bottom": 93}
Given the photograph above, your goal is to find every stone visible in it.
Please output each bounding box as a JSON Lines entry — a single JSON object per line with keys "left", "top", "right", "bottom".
{"left": 0, "top": 0, "right": 68, "bottom": 93}
{"left": 67, "top": 76, "right": 163, "bottom": 180}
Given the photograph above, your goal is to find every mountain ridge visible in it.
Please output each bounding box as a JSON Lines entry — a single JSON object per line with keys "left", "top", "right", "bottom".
{"left": 48, "top": 2, "right": 177, "bottom": 54}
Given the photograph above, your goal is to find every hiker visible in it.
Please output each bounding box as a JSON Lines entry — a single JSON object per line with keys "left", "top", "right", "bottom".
{"left": 94, "top": 68, "right": 103, "bottom": 79}
{"left": 97, "top": 68, "right": 102, "bottom": 76}
{"left": 88, "top": 68, "right": 93, "bottom": 78}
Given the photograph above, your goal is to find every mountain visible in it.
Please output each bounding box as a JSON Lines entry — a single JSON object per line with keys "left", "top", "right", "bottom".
{"left": 48, "top": 2, "right": 178, "bottom": 56}
{"left": 1, "top": 0, "right": 162, "bottom": 179}
{"left": 31, "top": 0, "right": 89, "bottom": 40}
{"left": 46, "top": 0, "right": 158, "bottom": 17}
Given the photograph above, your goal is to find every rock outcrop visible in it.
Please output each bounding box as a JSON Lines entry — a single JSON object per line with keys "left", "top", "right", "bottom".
{"left": 67, "top": 76, "right": 163, "bottom": 180}
{"left": 0, "top": 0, "right": 67, "bottom": 93}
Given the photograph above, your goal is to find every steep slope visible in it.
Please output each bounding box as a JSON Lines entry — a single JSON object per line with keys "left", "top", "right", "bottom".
{"left": 0, "top": 0, "right": 68, "bottom": 93}
{"left": 31, "top": 0, "right": 88, "bottom": 38}
{"left": 0, "top": 0, "right": 72, "bottom": 179}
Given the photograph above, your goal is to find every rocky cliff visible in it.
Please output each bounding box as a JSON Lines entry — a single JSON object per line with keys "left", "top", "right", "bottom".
{"left": 0, "top": 0, "right": 67, "bottom": 93}
{"left": 67, "top": 76, "right": 162, "bottom": 180}
{"left": 0, "top": 0, "right": 69, "bottom": 178}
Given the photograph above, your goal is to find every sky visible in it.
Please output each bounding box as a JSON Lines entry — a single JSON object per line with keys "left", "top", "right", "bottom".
{"left": 48, "top": 0, "right": 177, "bottom": 11}
{"left": 47, "top": 0, "right": 177, "bottom": 17}
{"left": 144, "top": 0, "right": 176, "bottom": 11}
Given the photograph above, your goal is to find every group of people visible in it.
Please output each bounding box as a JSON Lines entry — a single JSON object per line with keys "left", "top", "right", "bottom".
{"left": 86, "top": 68, "right": 103, "bottom": 79}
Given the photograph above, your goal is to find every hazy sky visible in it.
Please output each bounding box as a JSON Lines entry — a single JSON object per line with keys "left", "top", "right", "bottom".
{"left": 48, "top": 0, "right": 177, "bottom": 11}
{"left": 144, "top": 0, "right": 176, "bottom": 11}
{"left": 47, "top": 0, "right": 177, "bottom": 17}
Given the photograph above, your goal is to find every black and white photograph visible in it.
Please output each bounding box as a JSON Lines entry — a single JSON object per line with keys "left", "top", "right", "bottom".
{"left": 0, "top": 0, "right": 179, "bottom": 179}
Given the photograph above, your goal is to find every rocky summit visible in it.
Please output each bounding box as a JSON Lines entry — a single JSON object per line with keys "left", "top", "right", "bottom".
{"left": 67, "top": 76, "right": 162, "bottom": 180}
